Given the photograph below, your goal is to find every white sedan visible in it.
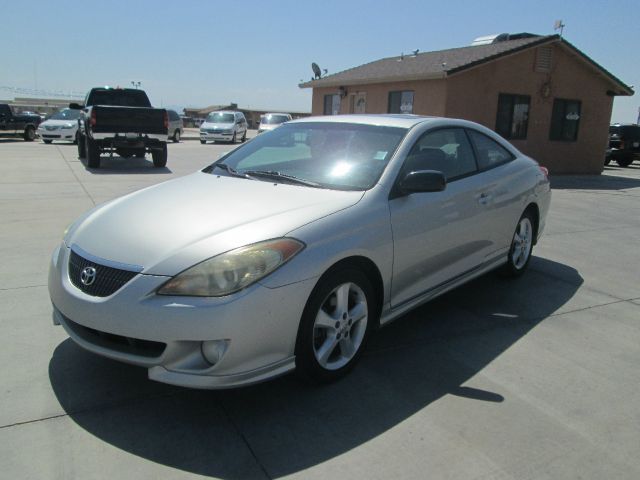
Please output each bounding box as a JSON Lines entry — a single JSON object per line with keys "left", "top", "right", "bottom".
{"left": 38, "top": 108, "right": 80, "bottom": 144}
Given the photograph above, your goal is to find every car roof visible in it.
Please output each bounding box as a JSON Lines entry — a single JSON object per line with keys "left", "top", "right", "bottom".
{"left": 288, "top": 114, "right": 438, "bottom": 129}
{"left": 208, "top": 110, "right": 241, "bottom": 114}
{"left": 262, "top": 112, "right": 291, "bottom": 116}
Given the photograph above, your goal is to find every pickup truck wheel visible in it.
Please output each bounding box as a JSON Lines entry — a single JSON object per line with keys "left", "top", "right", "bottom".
{"left": 173, "top": 130, "right": 180, "bottom": 143}
{"left": 152, "top": 144, "right": 167, "bottom": 168}
{"left": 78, "top": 134, "right": 86, "bottom": 158}
{"left": 73, "top": 132, "right": 79, "bottom": 145}
{"left": 23, "top": 126, "right": 36, "bottom": 141}
{"left": 616, "top": 156, "right": 633, "bottom": 168}
{"left": 43, "top": 140, "right": 53, "bottom": 144}
{"left": 86, "top": 137, "right": 101, "bottom": 168}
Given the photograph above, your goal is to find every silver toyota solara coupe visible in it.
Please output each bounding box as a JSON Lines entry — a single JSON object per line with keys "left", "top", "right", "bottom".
{"left": 48, "top": 114, "right": 550, "bottom": 388}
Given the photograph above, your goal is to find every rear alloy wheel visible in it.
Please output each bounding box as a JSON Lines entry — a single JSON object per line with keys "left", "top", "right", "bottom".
{"left": 24, "top": 126, "right": 36, "bottom": 141}
{"left": 502, "top": 211, "right": 534, "bottom": 277}
{"left": 152, "top": 143, "right": 168, "bottom": 168}
{"left": 85, "top": 136, "right": 101, "bottom": 168}
{"left": 230, "top": 132, "right": 236, "bottom": 144}
{"left": 295, "top": 268, "right": 374, "bottom": 383}
{"left": 200, "top": 139, "right": 206, "bottom": 144}
{"left": 173, "top": 130, "right": 180, "bottom": 143}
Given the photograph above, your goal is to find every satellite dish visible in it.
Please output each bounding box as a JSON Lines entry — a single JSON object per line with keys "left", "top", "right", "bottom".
{"left": 312, "top": 62, "right": 322, "bottom": 79}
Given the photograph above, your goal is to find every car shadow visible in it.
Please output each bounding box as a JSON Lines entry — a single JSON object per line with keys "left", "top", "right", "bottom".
{"left": 551, "top": 172, "right": 640, "bottom": 190}
{"left": 49, "top": 257, "right": 582, "bottom": 478}
{"left": 80, "top": 155, "right": 172, "bottom": 174}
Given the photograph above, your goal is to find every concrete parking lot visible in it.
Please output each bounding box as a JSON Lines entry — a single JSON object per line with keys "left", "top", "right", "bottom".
{"left": 1, "top": 139, "right": 639, "bottom": 479}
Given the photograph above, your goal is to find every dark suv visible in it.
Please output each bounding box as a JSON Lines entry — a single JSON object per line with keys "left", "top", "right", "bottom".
{"left": 606, "top": 124, "right": 640, "bottom": 167}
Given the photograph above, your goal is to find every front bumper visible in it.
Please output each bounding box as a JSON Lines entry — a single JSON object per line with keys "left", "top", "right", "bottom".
{"left": 38, "top": 127, "right": 76, "bottom": 141}
{"left": 200, "top": 131, "right": 234, "bottom": 141}
{"left": 48, "top": 244, "right": 317, "bottom": 389}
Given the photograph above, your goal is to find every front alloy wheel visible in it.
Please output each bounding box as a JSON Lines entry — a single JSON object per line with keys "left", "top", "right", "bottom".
{"left": 296, "top": 268, "right": 374, "bottom": 382}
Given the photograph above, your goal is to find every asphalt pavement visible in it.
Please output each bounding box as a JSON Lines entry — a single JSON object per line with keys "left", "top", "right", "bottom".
{"left": 1, "top": 139, "right": 639, "bottom": 479}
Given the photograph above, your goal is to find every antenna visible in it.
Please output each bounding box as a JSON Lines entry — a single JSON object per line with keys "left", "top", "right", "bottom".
{"left": 553, "top": 20, "right": 565, "bottom": 37}
{"left": 412, "top": 49, "right": 419, "bottom": 57}
{"left": 311, "top": 63, "right": 322, "bottom": 80}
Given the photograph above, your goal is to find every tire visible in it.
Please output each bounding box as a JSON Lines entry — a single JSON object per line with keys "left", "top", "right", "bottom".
{"left": 85, "top": 136, "right": 101, "bottom": 168}
{"left": 200, "top": 139, "right": 206, "bottom": 144}
{"left": 23, "top": 126, "right": 36, "bottom": 141}
{"left": 173, "top": 130, "right": 180, "bottom": 143}
{"left": 230, "top": 132, "right": 236, "bottom": 144}
{"left": 152, "top": 143, "right": 167, "bottom": 168}
{"left": 78, "top": 134, "right": 86, "bottom": 158}
{"left": 43, "top": 140, "right": 52, "bottom": 144}
{"left": 604, "top": 156, "right": 611, "bottom": 166}
{"left": 501, "top": 210, "right": 535, "bottom": 277}
{"left": 295, "top": 268, "right": 374, "bottom": 383}
{"left": 73, "top": 132, "right": 79, "bottom": 145}
{"left": 616, "top": 156, "right": 633, "bottom": 168}
{"left": 241, "top": 130, "right": 247, "bottom": 142}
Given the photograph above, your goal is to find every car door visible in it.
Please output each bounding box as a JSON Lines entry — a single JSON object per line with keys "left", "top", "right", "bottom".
{"left": 465, "top": 129, "right": 524, "bottom": 257}
{"left": 388, "top": 127, "right": 492, "bottom": 308}
{"left": 0, "top": 105, "right": 9, "bottom": 135}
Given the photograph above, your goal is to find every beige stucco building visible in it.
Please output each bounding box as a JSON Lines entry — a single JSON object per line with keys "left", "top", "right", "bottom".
{"left": 300, "top": 34, "right": 633, "bottom": 174}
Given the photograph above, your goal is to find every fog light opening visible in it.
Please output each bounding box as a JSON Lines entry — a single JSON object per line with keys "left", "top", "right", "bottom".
{"left": 201, "top": 339, "right": 229, "bottom": 366}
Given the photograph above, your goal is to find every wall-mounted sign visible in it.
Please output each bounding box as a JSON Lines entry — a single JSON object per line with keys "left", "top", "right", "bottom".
{"left": 566, "top": 112, "right": 580, "bottom": 121}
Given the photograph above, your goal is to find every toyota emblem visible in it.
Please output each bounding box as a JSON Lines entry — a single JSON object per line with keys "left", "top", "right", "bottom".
{"left": 80, "top": 266, "right": 97, "bottom": 286}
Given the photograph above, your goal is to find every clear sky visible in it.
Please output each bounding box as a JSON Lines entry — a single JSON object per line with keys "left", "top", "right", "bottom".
{"left": 1, "top": 0, "right": 637, "bottom": 122}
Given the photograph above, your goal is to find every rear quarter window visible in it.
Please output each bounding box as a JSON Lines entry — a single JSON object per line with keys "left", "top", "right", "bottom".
{"left": 467, "top": 130, "right": 515, "bottom": 170}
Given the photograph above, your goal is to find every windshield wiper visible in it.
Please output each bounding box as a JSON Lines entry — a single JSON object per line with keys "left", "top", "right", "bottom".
{"left": 240, "top": 170, "right": 323, "bottom": 188}
{"left": 213, "top": 163, "right": 253, "bottom": 179}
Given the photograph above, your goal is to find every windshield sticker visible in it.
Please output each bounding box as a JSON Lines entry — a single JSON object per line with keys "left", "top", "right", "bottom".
{"left": 374, "top": 151, "right": 387, "bottom": 160}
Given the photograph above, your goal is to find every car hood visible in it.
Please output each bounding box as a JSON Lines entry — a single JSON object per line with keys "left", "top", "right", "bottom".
{"left": 201, "top": 122, "right": 234, "bottom": 130}
{"left": 258, "top": 123, "right": 281, "bottom": 132}
{"left": 65, "top": 171, "right": 364, "bottom": 275}
{"left": 39, "top": 119, "right": 76, "bottom": 128}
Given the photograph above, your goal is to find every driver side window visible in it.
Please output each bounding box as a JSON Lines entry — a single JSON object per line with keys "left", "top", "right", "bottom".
{"left": 403, "top": 128, "right": 477, "bottom": 181}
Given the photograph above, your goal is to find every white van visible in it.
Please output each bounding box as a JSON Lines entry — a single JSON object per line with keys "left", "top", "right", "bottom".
{"left": 200, "top": 111, "right": 247, "bottom": 144}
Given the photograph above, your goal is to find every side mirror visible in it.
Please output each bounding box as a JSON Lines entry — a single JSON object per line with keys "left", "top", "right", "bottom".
{"left": 69, "top": 103, "right": 84, "bottom": 110}
{"left": 399, "top": 170, "right": 446, "bottom": 195}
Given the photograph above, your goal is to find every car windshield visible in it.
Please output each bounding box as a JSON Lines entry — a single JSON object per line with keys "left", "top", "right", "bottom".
{"left": 207, "top": 113, "right": 235, "bottom": 123}
{"left": 207, "top": 122, "right": 407, "bottom": 191}
{"left": 261, "top": 114, "right": 290, "bottom": 125}
{"left": 48, "top": 109, "right": 81, "bottom": 120}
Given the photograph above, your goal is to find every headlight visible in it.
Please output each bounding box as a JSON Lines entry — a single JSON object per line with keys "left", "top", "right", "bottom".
{"left": 157, "top": 238, "right": 305, "bottom": 297}
{"left": 61, "top": 123, "right": 74, "bottom": 129}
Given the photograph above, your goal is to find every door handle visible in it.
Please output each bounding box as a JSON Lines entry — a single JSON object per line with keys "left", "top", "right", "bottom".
{"left": 478, "top": 192, "right": 492, "bottom": 206}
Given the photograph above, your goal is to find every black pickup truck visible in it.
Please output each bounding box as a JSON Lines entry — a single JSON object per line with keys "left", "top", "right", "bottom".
{"left": 0, "top": 104, "right": 41, "bottom": 141}
{"left": 71, "top": 87, "right": 168, "bottom": 168}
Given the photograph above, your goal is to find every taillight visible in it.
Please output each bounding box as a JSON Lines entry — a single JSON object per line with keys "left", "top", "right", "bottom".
{"left": 539, "top": 166, "right": 549, "bottom": 179}
{"left": 90, "top": 109, "right": 96, "bottom": 127}
{"left": 163, "top": 111, "right": 168, "bottom": 129}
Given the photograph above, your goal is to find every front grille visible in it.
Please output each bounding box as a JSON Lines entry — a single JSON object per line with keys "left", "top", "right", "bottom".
{"left": 69, "top": 250, "right": 138, "bottom": 297}
{"left": 62, "top": 313, "right": 166, "bottom": 358}
{"left": 42, "top": 134, "right": 61, "bottom": 138}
